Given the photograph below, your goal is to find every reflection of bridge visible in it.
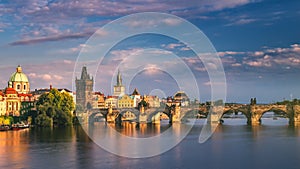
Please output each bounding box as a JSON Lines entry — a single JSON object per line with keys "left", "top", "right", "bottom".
{"left": 81, "top": 103, "right": 300, "bottom": 126}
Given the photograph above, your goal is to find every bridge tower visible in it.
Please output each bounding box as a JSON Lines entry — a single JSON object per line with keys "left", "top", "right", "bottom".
{"left": 75, "top": 66, "right": 94, "bottom": 110}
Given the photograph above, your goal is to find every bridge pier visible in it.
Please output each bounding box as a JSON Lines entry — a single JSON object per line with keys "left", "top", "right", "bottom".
{"left": 106, "top": 106, "right": 116, "bottom": 123}
{"left": 139, "top": 114, "right": 147, "bottom": 123}
{"left": 151, "top": 113, "right": 161, "bottom": 124}
{"left": 138, "top": 105, "right": 147, "bottom": 123}
{"left": 292, "top": 105, "right": 300, "bottom": 126}
{"left": 251, "top": 118, "right": 261, "bottom": 125}
{"left": 208, "top": 112, "right": 221, "bottom": 124}
{"left": 171, "top": 105, "right": 181, "bottom": 123}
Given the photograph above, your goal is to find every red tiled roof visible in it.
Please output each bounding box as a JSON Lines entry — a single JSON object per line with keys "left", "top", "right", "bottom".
{"left": 5, "top": 87, "right": 17, "bottom": 94}
{"left": 18, "top": 93, "right": 32, "bottom": 97}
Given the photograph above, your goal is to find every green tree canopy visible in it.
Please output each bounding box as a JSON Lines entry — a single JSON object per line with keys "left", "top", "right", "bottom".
{"left": 36, "top": 88, "right": 75, "bottom": 127}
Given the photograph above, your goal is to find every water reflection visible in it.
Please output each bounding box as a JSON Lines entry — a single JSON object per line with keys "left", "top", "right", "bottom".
{"left": 0, "top": 129, "right": 30, "bottom": 168}
{"left": 1, "top": 119, "right": 300, "bottom": 169}
{"left": 84, "top": 121, "right": 189, "bottom": 158}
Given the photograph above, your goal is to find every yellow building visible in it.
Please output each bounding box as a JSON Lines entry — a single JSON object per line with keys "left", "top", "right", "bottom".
{"left": 118, "top": 94, "right": 134, "bottom": 108}
{"left": 105, "top": 96, "right": 118, "bottom": 108}
{"left": 0, "top": 92, "right": 6, "bottom": 116}
{"left": 94, "top": 92, "right": 106, "bottom": 109}
{"left": 5, "top": 87, "right": 20, "bottom": 116}
{"left": 143, "top": 95, "right": 160, "bottom": 108}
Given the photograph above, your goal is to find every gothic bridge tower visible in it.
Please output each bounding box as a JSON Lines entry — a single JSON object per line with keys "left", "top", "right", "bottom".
{"left": 76, "top": 66, "right": 94, "bottom": 110}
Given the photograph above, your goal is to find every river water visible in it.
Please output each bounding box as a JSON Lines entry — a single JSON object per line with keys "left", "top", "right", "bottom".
{"left": 1, "top": 117, "right": 300, "bottom": 169}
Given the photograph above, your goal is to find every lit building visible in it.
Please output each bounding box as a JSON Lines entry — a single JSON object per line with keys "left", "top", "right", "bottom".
{"left": 143, "top": 95, "right": 160, "bottom": 108}
{"left": 19, "top": 93, "right": 35, "bottom": 115}
{"left": 131, "top": 88, "right": 141, "bottom": 107}
{"left": 5, "top": 87, "right": 21, "bottom": 116}
{"left": 0, "top": 91, "right": 6, "bottom": 116}
{"left": 8, "top": 65, "right": 30, "bottom": 94}
{"left": 113, "top": 70, "right": 125, "bottom": 97}
{"left": 94, "top": 92, "right": 106, "bottom": 109}
{"left": 4, "top": 65, "right": 35, "bottom": 116}
{"left": 173, "top": 91, "right": 190, "bottom": 107}
{"left": 105, "top": 96, "right": 118, "bottom": 108}
{"left": 118, "top": 94, "right": 134, "bottom": 108}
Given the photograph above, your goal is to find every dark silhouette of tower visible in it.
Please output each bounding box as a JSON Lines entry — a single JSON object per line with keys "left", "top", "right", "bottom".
{"left": 76, "top": 66, "right": 94, "bottom": 110}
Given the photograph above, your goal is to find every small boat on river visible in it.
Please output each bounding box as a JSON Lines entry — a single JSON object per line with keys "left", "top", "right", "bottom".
{"left": 11, "top": 123, "right": 30, "bottom": 130}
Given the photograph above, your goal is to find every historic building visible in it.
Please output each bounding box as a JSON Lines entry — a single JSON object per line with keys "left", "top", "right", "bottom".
{"left": 94, "top": 92, "right": 106, "bottom": 109}
{"left": 105, "top": 95, "right": 118, "bottom": 108}
{"left": 131, "top": 88, "right": 141, "bottom": 108}
{"left": 113, "top": 70, "right": 125, "bottom": 97}
{"left": 0, "top": 91, "right": 6, "bottom": 116}
{"left": 8, "top": 65, "right": 30, "bottom": 94}
{"left": 75, "top": 66, "right": 94, "bottom": 110}
{"left": 117, "top": 94, "right": 134, "bottom": 108}
{"left": 173, "top": 91, "right": 190, "bottom": 107}
{"left": 0, "top": 65, "right": 35, "bottom": 116}
{"left": 143, "top": 95, "right": 160, "bottom": 108}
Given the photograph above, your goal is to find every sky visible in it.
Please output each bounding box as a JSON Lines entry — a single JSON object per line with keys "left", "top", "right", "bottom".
{"left": 0, "top": 0, "right": 300, "bottom": 103}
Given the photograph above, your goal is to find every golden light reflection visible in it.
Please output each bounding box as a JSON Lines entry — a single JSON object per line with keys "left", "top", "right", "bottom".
{"left": 0, "top": 129, "right": 30, "bottom": 168}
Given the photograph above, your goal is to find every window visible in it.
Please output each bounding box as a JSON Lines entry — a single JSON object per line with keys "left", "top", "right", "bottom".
{"left": 24, "top": 85, "right": 26, "bottom": 90}
{"left": 17, "top": 84, "right": 20, "bottom": 90}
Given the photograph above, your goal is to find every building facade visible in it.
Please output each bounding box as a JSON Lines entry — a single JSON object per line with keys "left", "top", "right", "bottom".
{"left": 131, "top": 88, "right": 141, "bottom": 108}
{"left": 105, "top": 96, "right": 118, "bottom": 108}
{"left": 173, "top": 91, "right": 190, "bottom": 107}
{"left": 143, "top": 95, "right": 160, "bottom": 108}
{"left": 118, "top": 94, "right": 134, "bottom": 108}
{"left": 0, "top": 91, "right": 6, "bottom": 116}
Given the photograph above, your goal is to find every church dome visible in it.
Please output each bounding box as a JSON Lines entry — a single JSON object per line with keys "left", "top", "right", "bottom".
{"left": 9, "top": 65, "right": 29, "bottom": 83}
{"left": 174, "top": 91, "right": 188, "bottom": 98}
{"left": 8, "top": 65, "right": 30, "bottom": 94}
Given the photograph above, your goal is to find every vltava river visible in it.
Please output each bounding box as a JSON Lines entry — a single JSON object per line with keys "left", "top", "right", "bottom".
{"left": 1, "top": 118, "right": 300, "bottom": 169}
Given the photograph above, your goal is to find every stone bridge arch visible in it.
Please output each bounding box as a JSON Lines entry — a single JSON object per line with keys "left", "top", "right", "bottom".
{"left": 221, "top": 105, "right": 251, "bottom": 124}
{"left": 180, "top": 109, "right": 200, "bottom": 119}
{"left": 118, "top": 108, "right": 140, "bottom": 118}
{"left": 251, "top": 105, "right": 290, "bottom": 124}
{"left": 147, "top": 111, "right": 171, "bottom": 124}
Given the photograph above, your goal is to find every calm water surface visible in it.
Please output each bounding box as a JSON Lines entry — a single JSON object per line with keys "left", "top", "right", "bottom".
{"left": 1, "top": 118, "right": 300, "bottom": 169}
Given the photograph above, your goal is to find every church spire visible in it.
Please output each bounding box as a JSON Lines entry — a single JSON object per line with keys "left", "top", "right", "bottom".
{"left": 117, "top": 69, "right": 122, "bottom": 86}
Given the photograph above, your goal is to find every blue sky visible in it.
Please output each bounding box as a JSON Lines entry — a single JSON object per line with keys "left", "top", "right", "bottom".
{"left": 0, "top": 0, "right": 299, "bottom": 103}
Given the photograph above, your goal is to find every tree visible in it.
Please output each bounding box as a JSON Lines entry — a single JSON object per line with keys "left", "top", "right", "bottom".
{"left": 35, "top": 113, "right": 52, "bottom": 127}
{"left": 36, "top": 88, "right": 75, "bottom": 127}
{"left": 0, "top": 116, "right": 13, "bottom": 125}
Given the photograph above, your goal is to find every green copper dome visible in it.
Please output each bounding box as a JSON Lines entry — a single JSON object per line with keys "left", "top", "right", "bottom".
{"left": 9, "top": 65, "right": 29, "bottom": 83}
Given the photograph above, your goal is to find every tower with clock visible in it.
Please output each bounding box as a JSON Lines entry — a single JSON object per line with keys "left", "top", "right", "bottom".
{"left": 113, "top": 70, "right": 125, "bottom": 97}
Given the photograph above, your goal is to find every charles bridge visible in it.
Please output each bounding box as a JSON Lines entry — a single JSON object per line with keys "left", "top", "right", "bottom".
{"left": 77, "top": 102, "right": 300, "bottom": 126}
